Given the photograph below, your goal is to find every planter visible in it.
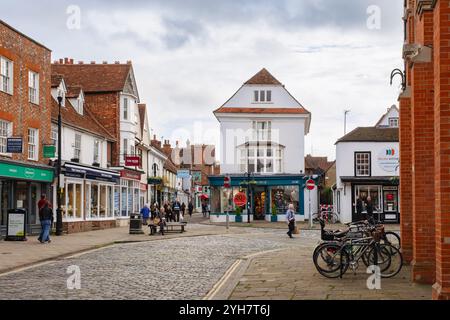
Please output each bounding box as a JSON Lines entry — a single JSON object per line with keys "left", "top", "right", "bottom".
{"left": 235, "top": 215, "right": 243, "bottom": 223}
{"left": 271, "top": 215, "right": 278, "bottom": 222}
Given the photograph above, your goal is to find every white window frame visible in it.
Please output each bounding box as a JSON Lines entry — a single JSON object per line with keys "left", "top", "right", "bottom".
{"left": 0, "top": 120, "right": 12, "bottom": 155}
{"left": 355, "top": 152, "right": 371, "bottom": 177}
{"left": 123, "top": 97, "right": 129, "bottom": 120}
{"left": 389, "top": 117, "right": 399, "bottom": 128}
{"left": 64, "top": 179, "right": 84, "bottom": 221}
{"left": 28, "top": 71, "right": 39, "bottom": 104}
{"left": 240, "top": 146, "right": 283, "bottom": 174}
{"left": 51, "top": 125, "right": 58, "bottom": 155}
{"left": 0, "top": 57, "right": 13, "bottom": 94}
{"left": 74, "top": 133, "right": 82, "bottom": 160}
{"left": 93, "top": 139, "right": 100, "bottom": 164}
{"left": 253, "top": 121, "right": 272, "bottom": 141}
{"left": 27, "top": 128, "right": 39, "bottom": 161}
{"left": 253, "top": 90, "right": 272, "bottom": 103}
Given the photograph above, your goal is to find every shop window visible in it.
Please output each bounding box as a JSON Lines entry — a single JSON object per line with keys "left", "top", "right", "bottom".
{"left": 383, "top": 189, "right": 398, "bottom": 212}
{"left": 121, "top": 185, "right": 127, "bottom": 217}
{"left": 100, "top": 185, "right": 107, "bottom": 218}
{"left": 67, "top": 184, "right": 75, "bottom": 218}
{"left": 75, "top": 184, "right": 82, "bottom": 219}
{"left": 90, "top": 184, "right": 99, "bottom": 218}
{"left": 355, "top": 152, "right": 371, "bottom": 177}
{"left": 270, "top": 186, "right": 300, "bottom": 214}
{"left": 354, "top": 185, "right": 382, "bottom": 213}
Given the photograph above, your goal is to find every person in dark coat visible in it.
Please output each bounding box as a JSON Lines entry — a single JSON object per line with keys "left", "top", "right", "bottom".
{"left": 366, "top": 197, "right": 375, "bottom": 223}
{"left": 188, "top": 201, "right": 194, "bottom": 218}
{"left": 356, "top": 196, "right": 364, "bottom": 221}
{"left": 286, "top": 204, "right": 296, "bottom": 239}
{"left": 172, "top": 199, "right": 181, "bottom": 222}
{"left": 181, "top": 202, "right": 186, "bottom": 217}
{"left": 38, "top": 201, "right": 53, "bottom": 244}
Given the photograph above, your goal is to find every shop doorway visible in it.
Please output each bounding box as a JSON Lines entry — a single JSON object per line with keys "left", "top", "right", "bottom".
{"left": 253, "top": 187, "right": 267, "bottom": 220}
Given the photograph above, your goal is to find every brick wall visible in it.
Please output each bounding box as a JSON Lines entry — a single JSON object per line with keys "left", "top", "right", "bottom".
{"left": 0, "top": 21, "right": 51, "bottom": 165}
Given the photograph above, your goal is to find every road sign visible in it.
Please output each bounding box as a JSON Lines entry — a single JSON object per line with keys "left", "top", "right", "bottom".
{"left": 224, "top": 175, "right": 231, "bottom": 189}
{"left": 234, "top": 192, "right": 247, "bottom": 207}
{"left": 306, "top": 179, "right": 315, "bottom": 191}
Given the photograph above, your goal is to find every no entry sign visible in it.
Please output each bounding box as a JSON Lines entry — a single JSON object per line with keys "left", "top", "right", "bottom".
{"left": 234, "top": 192, "right": 247, "bottom": 207}
{"left": 306, "top": 179, "right": 315, "bottom": 191}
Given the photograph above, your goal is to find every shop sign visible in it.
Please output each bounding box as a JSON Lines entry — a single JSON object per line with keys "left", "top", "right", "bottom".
{"left": 43, "top": 145, "right": 56, "bottom": 158}
{"left": 192, "top": 172, "right": 202, "bottom": 184}
{"left": 140, "top": 183, "right": 148, "bottom": 191}
{"left": 177, "top": 170, "right": 190, "bottom": 179}
{"left": 120, "top": 170, "right": 141, "bottom": 181}
{"left": 377, "top": 147, "right": 399, "bottom": 173}
{"left": 234, "top": 192, "right": 247, "bottom": 207}
{"left": 0, "top": 162, "right": 54, "bottom": 182}
{"left": 125, "top": 156, "right": 141, "bottom": 167}
{"left": 148, "top": 177, "right": 163, "bottom": 185}
{"left": 6, "top": 138, "right": 23, "bottom": 154}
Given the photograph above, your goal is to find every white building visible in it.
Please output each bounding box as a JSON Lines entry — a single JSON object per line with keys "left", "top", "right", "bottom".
{"left": 334, "top": 105, "right": 400, "bottom": 224}
{"left": 50, "top": 75, "right": 119, "bottom": 232}
{"left": 209, "top": 68, "right": 316, "bottom": 223}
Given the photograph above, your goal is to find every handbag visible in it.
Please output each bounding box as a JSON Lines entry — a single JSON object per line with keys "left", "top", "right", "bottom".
{"left": 153, "top": 217, "right": 161, "bottom": 225}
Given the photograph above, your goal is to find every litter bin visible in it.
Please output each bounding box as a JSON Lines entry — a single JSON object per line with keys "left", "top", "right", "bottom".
{"left": 129, "top": 213, "right": 144, "bottom": 235}
{"left": 6, "top": 209, "right": 27, "bottom": 241}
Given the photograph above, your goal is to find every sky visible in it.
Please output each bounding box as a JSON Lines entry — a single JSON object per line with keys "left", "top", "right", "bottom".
{"left": 1, "top": 0, "right": 404, "bottom": 160}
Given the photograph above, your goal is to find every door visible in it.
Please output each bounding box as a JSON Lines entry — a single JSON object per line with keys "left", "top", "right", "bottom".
{"left": 253, "top": 187, "right": 267, "bottom": 220}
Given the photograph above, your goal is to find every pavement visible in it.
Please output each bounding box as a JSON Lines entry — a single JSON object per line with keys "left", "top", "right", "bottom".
{"left": 0, "top": 215, "right": 431, "bottom": 300}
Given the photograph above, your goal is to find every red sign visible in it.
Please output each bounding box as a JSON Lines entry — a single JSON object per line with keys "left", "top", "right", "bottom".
{"left": 120, "top": 170, "right": 141, "bottom": 181}
{"left": 386, "top": 194, "right": 394, "bottom": 201}
{"left": 125, "top": 156, "right": 141, "bottom": 167}
{"left": 306, "top": 179, "right": 316, "bottom": 191}
{"left": 140, "top": 183, "right": 148, "bottom": 191}
{"left": 224, "top": 176, "right": 231, "bottom": 188}
{"left": 234, "top": 192, "right": 247, "bottom": 207}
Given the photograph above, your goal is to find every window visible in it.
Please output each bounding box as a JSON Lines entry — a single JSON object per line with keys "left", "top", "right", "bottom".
{"left": 354, "top": 185, "right": 382, "bottom": 213}
{"left": 75, "top": 97, "right": 83, "bottom": 115}
{"left": 253, "top": 90, "right": 272, "bottom": 103}
{"left": 355, "top": 152, "right": 371, "bottom": 177}
{"left": 74, "top": 133, "right": 81, "bottom": 160}
{"left": 241, "top": 146, "right": 283, "bottom": 174}
{"left": 27, "top": 128, "right": 38, "bottom": 160}
{"left": 0, "top": 57, "right": 13, "bottom": 94}
{"left": 0, "top": 120, "right": 12, "bottom": 154}
{"left": 389, "top": 118, "right": 399, "bottom": 128}
{"left": 123, "top": 97, "right": 129, "bottom": 120}
{"left": 130, "top": 143, "right": 135, "bottom": 156}
{"left": 28, "top": 71, "right": 39, "bottom": 104}
{"left": 93, "top": 140, "right": 100, "bottom": 164}
{"left": 253, "top": 121, "right": 272, "bottom": 141}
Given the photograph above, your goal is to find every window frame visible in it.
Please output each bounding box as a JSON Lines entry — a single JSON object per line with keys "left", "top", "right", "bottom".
{"left": 28, "top": 71, "right": 39, "bottom": 105}
{"left": 0, "top": 57, "right": 13, "bottom": 95}
{"left": 93, "top": 139, "right": 100, "bottom": 164}
{"left": 0, "top": 120, "right": 12, "bottom": 155}
{"left": 389, "top": 117, "right": 399, "bottom": 128}
{"left": 354, "top": 152, "right": 372, "bottom": 177}
{"left": 123, "top": 97, "right": 129, "bottom": 120}
{"left": 27, "top": 128, "right": 39, "bottom": 161}
{"left": 74, "top": 133, "right": 82, "bottom": 160}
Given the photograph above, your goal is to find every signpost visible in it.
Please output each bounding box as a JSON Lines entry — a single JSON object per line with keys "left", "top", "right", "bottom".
{"left": 306, "top": 179, "right": 316, "bottom": 228}
{"left": 224, "top": 175, "right": 231, "bottom": 229}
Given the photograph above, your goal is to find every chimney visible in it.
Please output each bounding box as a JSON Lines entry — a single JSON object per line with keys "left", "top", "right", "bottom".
{"left": 69, "top": 58, "right": 74, "bottom": 64}
{"left": 102, "top": 61, "right": 108, "bottom": 64}
{"left": 64, "top": 57, "right": 69, "bottom": 64}
{"left": 90, "top": 61, "right": 96, "bottom": 64}
{"left": 78, "top": 61, "right": 84, "bottom": 65}
{"left": 115, "top": 61, "right": 120, "bottom": 64}
{"left": 163, "top": 140, "right": 172, "bottom": 156}
{"left": 59, "top": 58, "right": 64, "bottom": 64}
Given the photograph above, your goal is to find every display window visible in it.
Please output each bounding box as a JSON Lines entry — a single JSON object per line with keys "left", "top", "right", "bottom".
{"left": 270, "top": 186, "right": 300, "bottom": 214}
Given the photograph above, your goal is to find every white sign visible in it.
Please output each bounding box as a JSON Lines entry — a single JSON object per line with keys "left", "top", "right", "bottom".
{"left": 377, "top": 147, "right": 399, "bottom": 173}
{"left": 8, "top": 213, "right": 25, "bottom": 237}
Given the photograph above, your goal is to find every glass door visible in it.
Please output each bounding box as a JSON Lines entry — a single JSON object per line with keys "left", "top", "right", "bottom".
{"left": 253, "top": 187, "right": 267, "bottom": 220}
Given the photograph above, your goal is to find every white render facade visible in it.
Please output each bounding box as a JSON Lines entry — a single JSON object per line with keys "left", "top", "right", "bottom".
{"left": 334, "top": 106, "right": 400, "bottom": 224}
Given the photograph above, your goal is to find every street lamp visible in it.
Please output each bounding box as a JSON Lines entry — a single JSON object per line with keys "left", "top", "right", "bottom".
{"left": 245, "top": 171, "right": 254, "bottom": 224}
{"left": 56, "top": 94, "right": 63, "bottom": 236}
{"left": 152, "top": 163, "right": 158, "bottom": 205}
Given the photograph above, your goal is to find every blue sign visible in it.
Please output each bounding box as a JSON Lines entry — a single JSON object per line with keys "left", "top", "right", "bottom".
{"left": 7, "top": 138, "right": 23, "bottom": 154}
{"left": 177, "top": 170, "right": 190, "bottom": 179}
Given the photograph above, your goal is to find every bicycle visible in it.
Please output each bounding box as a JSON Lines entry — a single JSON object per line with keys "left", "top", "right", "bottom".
{"left": 312, "top": 208, "right": 340, "bottom": 224}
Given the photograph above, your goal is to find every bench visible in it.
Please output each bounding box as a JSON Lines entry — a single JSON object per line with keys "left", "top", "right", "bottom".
{"left": 165, "top": 222, "right": 187, "bottom": 233}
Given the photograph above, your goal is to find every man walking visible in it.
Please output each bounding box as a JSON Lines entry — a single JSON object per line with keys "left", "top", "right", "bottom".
{"left": 140, "top": 204, "right": 150, "bottom": 225}
{"left": 38, "top": 201, "right": 53, "bottom": 244}
{"left": 286, "top": 204, "right": 296, "bottom": 239}
{"left": 172, "top": 199, "right": 181, "bottom": 222}
{"left": 188, "top": 201, "right": 194, "bottom": 218}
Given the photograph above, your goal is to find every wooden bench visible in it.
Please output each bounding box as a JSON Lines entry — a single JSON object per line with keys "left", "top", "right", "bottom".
{"left": 165, "top": 222, "right": 187, "bottom": 233}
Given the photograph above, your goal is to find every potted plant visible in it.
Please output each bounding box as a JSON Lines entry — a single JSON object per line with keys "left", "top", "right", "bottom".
{"left": 235, "top": 206, "right": 243, "bottom": 223}
{"left": 271, "top": 204, "right": 278, "bottom": 222}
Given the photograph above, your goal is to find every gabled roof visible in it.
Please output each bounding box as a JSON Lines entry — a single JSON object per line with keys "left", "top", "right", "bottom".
{"left": 375, "top": 105, "right": 399, "bottom": 127}
{"left": 244, "top": 68, "right": 282, "bottom": 85}
{"left": 51, "top": 98, "right": 116, "bottom": 141}
{"left": 214, "top": 107, "right": 309, "bottom": 115}
{"left": 52, "top": 63, "right": 133, "bottom": 94}
{"left": 305, "top": 155, "right": 334, "bottom": 172}
{"left": 336, "top": 127, "right": 399, "bottom": 144}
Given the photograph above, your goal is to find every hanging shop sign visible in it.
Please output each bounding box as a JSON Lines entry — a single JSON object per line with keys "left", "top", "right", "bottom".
{"left": 192, "top": 172, "right": 202, "bottom": 185}
{"left": 377, "top": 147, "right": 399, "bottom": 173}
{"left": 43, "top": 145, "right": 56, "bottom": 158}
{"left": 121, "top": 169, "right": 141, "bottom": 181}
{"left": 234, "top": 192, "right": 247, "bottom": 207}
{"left": 125, "top": 156, "right": 141, "bottom": 167}
{"left": 177, "top": 170, "right": 190, "bottom": 179}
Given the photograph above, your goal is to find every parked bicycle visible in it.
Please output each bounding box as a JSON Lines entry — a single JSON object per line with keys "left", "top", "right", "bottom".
{"left": 312, "top": 206, "right": 340, "bottom": 224}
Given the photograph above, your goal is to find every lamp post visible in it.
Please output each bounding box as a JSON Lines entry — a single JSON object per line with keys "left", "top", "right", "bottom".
{"left": 152, "top": 163, "right": 158, "bottom": 205}
{"left": 56, "top": 95, "right": 63, "bottom": 236}
{"left": 246, "top": 172, "right": 253, "bottom": 224}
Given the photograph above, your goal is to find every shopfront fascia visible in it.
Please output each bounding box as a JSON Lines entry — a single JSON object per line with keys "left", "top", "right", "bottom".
{"left": 0, "top": 160, "right": 54, "bottom": 235}
{"left": 208, "top": 175, "right": 314, "bottom": 222}
{"left": 341, "top": 176, "right": 400, "bottom": 224}
{"left": 118, "top": 169, "right": 143, "bottom": 218}
{"left": 56, "top": 163, "right": 120, "bottom": 222}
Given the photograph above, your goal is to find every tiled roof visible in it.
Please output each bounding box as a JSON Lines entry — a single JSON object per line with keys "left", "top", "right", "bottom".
{"left": 214, "top": 107, "right": 309, "bottom": 115}
{"left": 51, "top": 74, "right": 64, "bottom": 88}
{"left": 66, "top": 86, "right": 82, "bottom": 98}
{"left": 336, "top": 127, "right": 399, "bottom": 143}
{"left": 52, "top": 63, "right": 131, "bottom": 93}
{"left": 305, "top": 155, "right": 334, "bottom": 172}
{"left": 51, "top": 98, "right": 116, "bottom": 141}
{"left": 244, "top": 68, "right": 282, "bottom": 85}
{"left": 163, "top": 157, "right": 178, "bottom": 174}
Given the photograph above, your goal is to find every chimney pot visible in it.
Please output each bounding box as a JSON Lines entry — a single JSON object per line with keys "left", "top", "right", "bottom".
{"left": 59, "top": 58, "right": 64, "bottom": 64}
{"left": 90, "top": 61, "right": 96, "bottom": 64}
{"left": 64, "top": 57, "right": 69, "bottom": 64}
{"left": 78, "top": 61, "right": 84, "bottom": 64}
{"left": 115, "top": 61, "right": 120, "bottom": 64}
{"left": 69, "top": 59, "right": 74, "bottom": 64}
{"left": 103, "top": 61, "right": 108, "bottom": 64}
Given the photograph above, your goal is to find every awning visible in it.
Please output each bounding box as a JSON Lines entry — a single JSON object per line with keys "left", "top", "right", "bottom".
{"left": 64, "top": 163, "right": 120, "bottom": 183}
{"left": 340, "top": 176, "right": 399, "bottom": 185}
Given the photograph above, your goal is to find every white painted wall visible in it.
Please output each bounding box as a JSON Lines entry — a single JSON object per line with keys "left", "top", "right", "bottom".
{"left": 120, "top": 93, "right": 139, "bottom": 165}
{"left": 376, "top": 107, "right": 399, "bottom": 127}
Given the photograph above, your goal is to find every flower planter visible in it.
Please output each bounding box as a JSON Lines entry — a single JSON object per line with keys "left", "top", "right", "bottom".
{"left": 271, "top": 215, "right": 278, "bottom": 222}
{"left": 235, "top": 215, "right": 243, "bottom": 223}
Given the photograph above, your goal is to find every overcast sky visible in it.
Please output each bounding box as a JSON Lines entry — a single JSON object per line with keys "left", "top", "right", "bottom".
{"left": 1, "top": 0, "right": 404, "bottom": 160}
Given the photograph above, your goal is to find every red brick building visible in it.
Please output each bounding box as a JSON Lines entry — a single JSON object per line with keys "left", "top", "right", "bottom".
{"left": 0, "top": 20, "right": 54, "bottom": 234}
{"left": 399, "top": 0, "right": 450, "bottom": 300}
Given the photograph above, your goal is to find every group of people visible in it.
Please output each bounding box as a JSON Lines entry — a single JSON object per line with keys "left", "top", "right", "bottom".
{"left": 140, "top": 200, "right": 194, "bottom": 235}
{"left": 355, "top": 196, "right": 378, "bottom": 222}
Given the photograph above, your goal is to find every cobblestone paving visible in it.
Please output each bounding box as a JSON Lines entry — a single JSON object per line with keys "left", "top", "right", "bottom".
{"left": 0, "top": 233, "right": 302, "bottom": 300}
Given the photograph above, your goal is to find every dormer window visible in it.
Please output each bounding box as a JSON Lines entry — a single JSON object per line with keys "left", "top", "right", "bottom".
{"left": 389, "top": 118, "right": 399, "bottom": 128}
{"left": 75, "top": 95, "right": 84, "bottom": 115}
{"left": 253, "top": 90, "right": 272, "bottom": 103}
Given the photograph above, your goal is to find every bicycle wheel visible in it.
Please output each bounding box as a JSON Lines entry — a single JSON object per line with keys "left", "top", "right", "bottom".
{"left": 313, "top": 243, "right": 349, "bottom": 278}
{"left": 383, "top": 231, "right": 401, "bottom": 249}
{"left": 330, "top": 213, "right": 339, "bottom": 224}
{"left": 367, "top": 244, "right": 403, "bottom": 278}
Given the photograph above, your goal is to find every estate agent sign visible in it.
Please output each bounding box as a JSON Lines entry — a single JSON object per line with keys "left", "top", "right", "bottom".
{"left": 377, "top": 147, "right": 399, "bottom": 173}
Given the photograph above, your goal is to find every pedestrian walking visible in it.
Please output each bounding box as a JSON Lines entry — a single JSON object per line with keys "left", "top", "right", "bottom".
{"left": 38, "top": 194, "right": 47, "bottom": 211}
{"left": 140, "top": 203, "right": 150, "bottom": 225}
{"left": 356, "top": 196, "right": 364, "bottom": 221}
{"left": 181, "top": 202, "right": 186, "bottom": 217}
{"left": 188, "top": 201, "right": 194, "bottom": 218}
{"left": 286, "top": 204, "right": 296, "bottom": 239}
{"left": 202, "top": 203, "right": 207, "bottom": 218}
{"left": 172, "top": 199, "right": 181, "bottom": 222}
{"left": 38, "top": 201, "right": 53, "bottom": 244}
{"left": 158, "top": 207, "right": 166, "bottom": 236}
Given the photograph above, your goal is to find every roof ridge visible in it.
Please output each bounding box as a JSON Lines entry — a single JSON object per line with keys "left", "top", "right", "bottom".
{"left": 244, "top": 68, "right": 282, "bottom": 85}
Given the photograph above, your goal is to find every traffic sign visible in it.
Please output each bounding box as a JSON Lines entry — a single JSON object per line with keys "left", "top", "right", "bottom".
{"left": 306, "top": 179, "right": 315, "bottom": 191}
{"left": 234, "top": 192, "right": 247, "bottom": 207}
{"left": 224, "top": 175, "right": 231, "bottom": 188}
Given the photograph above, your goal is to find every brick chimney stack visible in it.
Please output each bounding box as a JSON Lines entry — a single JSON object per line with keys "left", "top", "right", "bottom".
{"left": 163, "top": 140, "right": 172, "bottom": 156}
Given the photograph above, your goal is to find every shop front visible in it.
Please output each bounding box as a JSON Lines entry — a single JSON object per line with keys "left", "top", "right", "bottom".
{"left": 54, "top": 162, "right": 120, "bottom": 233}
{"left": 341, "top": 177, "right": 400, "bottom": 224}
{"left": 208, "top": 175, "right": 310, "bottom": 223}
{"left": 0, "top": 160, "right": 54, "bottom": 236}
{"left": 117, "top": 169, "right": 143, "bottom": 225}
